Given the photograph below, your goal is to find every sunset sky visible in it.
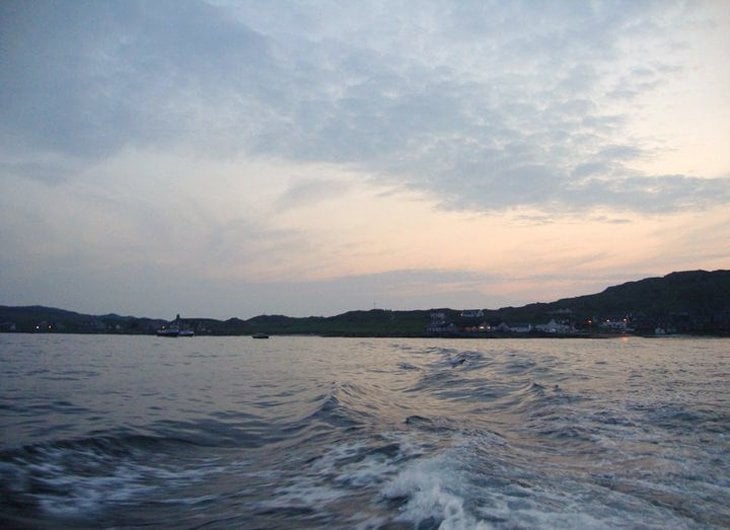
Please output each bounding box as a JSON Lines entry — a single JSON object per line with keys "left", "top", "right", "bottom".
{"left": 1, "top": 0, "right": 728, "bottom": 319}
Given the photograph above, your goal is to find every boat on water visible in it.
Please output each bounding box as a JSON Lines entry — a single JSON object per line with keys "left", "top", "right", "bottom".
{"left": 156, "top": 326, "right": 181, "bottom": 337}
{"left": 156, "top": 326, "right": 195, "bottom": 337}
{"left": 252, "top": 333, "right": 269, "bottom": 339}
{"left": 156, "top": 314, "right": 194, "bottom": 337}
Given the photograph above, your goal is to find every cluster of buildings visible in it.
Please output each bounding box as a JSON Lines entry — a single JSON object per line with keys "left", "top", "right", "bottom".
{"left": 427, "top": 310, "right": 633, "bottom": 337}
{"left": 428, "top": 306, "right": 730, "bottom": 337}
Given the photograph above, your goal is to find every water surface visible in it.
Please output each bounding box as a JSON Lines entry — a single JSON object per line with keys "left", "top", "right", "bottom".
{"left": 1, "top": 335, "right": 728, "bottom": 528}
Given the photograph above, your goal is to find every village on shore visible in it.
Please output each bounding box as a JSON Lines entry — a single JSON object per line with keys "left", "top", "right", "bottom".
{"left": 428, "top": 309, "right": 659, "bottom": 337}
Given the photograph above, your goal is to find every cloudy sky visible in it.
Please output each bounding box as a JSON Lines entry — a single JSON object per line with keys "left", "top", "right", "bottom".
{"left": 1, "top": 0, "right": 728, "bottom": 319}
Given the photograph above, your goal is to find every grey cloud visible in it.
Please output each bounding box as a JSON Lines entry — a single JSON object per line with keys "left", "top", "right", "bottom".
{"left": 275, "top": 178, "right": 352, "bottom": 210}
{"left": 630, "top": 66, "right": 655, "bottom": 78}
{"left": 569, "top": 174, "right": 730, "bottom": 213}
{"left": 607, "top": 79, "right": 662, "bottom": 101}
{"left": 589, "top": 215, "right": 632, "bottom": 225}
{"left": 596, "top": 145, "right": 644, "bottom": 161}
{"left": 0, "top": 0, "right": 272, "bottom": 161}
{"left": 0, "top": 158, "right": 81, "bottom": 185}
{"left": 572, "top": 162, "right": 610, "bottom": 179}
{"left": 1, "top": 0, "right": 726, "bottom": 214}
{"left": 581, "top": 114, "right": 626, "bottom": 133}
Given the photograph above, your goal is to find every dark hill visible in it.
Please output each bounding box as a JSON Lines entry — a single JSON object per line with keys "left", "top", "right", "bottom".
{"left": 480, "top": 269, "right": 730, "bottom": 335}
{"left": 1, "top": 269, "right": 728, "bottom": 335}
{"left": 555, "top": 270, "right": 730, "bottom": 315}
{"left": 0, "top": 305, "right": 164, "bottom": 334}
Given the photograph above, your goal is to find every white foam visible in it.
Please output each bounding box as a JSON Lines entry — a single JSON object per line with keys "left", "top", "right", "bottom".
{"left": 256, "top": 433, "right": 429, "bottom": 518}
{"left": 17, "top": 447, "right": 228, "bottom": 517}
{"left": 36, "top": 463, "right": 156, "bottom": 516}
{"left": 381, "top": 450, "right": 491, "bottom": 530}
{"left": 269, "top": 481, "right": 348, "bottom": 507}
{"left": 259, "top": 440, "right": 383, "bottom": 511}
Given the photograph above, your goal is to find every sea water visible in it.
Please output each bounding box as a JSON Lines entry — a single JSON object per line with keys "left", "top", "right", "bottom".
{"left": 0, "top": 334, "right": 728, "bottom": 529}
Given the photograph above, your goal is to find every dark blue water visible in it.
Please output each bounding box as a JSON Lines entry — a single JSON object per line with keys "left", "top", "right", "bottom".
{"left": 1, "top": 335, "right": 728, "bottom": 529}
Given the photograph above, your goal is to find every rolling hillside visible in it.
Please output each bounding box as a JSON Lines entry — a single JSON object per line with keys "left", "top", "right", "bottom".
{"left": 1, "top": 269, "right": 728, "bottom": 336}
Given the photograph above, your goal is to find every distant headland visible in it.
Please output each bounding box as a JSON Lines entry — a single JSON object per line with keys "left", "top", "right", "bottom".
{"left": 1, "top": 270, "right": 729, "bottom": 337}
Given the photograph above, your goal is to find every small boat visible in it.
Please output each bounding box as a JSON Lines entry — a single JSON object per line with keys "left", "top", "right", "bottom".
{"left": 252, "top": 333, "right": 269, "bottom": 339}
{"left": 156, "top": 314, "right": 194, "bottom": 337}
{"left": 156, "top": 326, "right": 180, "bottom": 337}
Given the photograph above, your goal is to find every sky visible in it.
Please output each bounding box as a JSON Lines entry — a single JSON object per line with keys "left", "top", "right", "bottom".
{"left": 1, "top": 0, "right": 729, "bottom": 320}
